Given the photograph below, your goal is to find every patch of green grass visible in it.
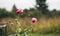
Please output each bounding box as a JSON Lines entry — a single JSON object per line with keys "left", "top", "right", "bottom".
{"left": 28, "top": 33, "right": 60, "bottom": 36}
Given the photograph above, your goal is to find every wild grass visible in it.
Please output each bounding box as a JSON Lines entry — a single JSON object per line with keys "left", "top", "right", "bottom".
{"left": 1, "top": 17, "right": 60, "bottom": 34}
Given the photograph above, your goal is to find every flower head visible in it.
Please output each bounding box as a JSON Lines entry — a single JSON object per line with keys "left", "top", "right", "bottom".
{"left": 32, "top": 17, "right": 37, "bottom": 23}
{"left": 16, "top": 9, "right": 23, "bottom": 14}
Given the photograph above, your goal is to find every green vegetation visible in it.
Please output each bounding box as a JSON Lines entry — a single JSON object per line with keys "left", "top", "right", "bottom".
{"left": 29, "top": 33, "right": 60, "bottom": 36}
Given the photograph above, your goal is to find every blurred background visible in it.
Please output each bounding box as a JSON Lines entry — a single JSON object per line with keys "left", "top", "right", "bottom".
{"left": 0, "top": 0, "right": 60, "bottom": 36}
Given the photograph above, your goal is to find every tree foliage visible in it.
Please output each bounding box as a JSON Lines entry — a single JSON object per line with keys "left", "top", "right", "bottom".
{"left": 36, "top": 0, "right": 49, "bottom": 15}
{"left": 0, "top": 4, "right": 60, "bottom": 18}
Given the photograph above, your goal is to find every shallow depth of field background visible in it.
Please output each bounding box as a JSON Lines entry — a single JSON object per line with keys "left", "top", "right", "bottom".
{"left": 0, "top": 0, "right": 60, "bottom": 36}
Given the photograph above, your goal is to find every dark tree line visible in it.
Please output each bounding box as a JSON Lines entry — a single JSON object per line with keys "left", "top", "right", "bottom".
{"left": 0, "top": 0, "right": 60, "bottom": 18}
{"left": 0, "top": 5, "right": 16, "bottom": 18}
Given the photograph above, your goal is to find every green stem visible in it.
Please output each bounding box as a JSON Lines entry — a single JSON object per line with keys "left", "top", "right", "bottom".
{"left": 15, "top": 15, "right": 21, "bottom": 36}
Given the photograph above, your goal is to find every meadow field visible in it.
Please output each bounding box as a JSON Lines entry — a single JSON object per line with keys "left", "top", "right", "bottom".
{"left": 1, "top": 17, "right": 60, "bottom": 36}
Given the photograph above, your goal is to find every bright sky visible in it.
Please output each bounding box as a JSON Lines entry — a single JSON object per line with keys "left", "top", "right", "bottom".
{"left": 0, "top": 0, "right": 60, "bottom": 11}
